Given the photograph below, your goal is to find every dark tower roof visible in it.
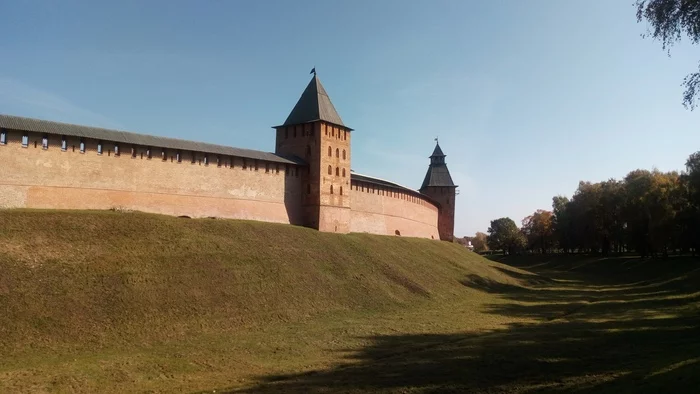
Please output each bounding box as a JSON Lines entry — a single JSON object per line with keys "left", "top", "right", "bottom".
{"left": 420, "top": 142, "right": 457, "bottom": 189}
{"left": 279, "top": 75, "right": 350, "bottom": 129}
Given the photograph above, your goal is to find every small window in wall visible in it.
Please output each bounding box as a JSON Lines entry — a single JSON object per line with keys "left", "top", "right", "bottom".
{"left": 42, "top": 135, "right": 49, "bottom": 150}
{"left": 335, "top": 148, "right": 339, "bottom": 158}
{"left": 328, "top": 146, "right": 332, "bottom": 156}
{"left": 0, "top": 129, "right": 6, "bottom": 145}
{"left": 114, "top": 144, "right": 120, "bottom": 156}
{"left": 335, "top": 167, "right": 339, "bottom": 176}
{"left": 344, "top": 131, "right": 347, "bottom": 140}
{"left": 61, "top": 136, "right": 67, "bottom": 151}
{"left": 330, "top": 185, "right": 334, "bottom": 194}
{"left": 340, "top": 186, "right": 343, "bottom": 196}
{"left": 342, "top": 168, "right": 346, "bottom": 177}
{"left": 21, "top": 133, "right": 28, "bottom": 147}
{"left": 79, "top": 139, "right": 85, "bottom": 153}
{"left": 342, "top": 150, "right": 346, "bottom": 160}
{"left": 332, "top": 129, "right": 335, "bottom": 137}
{"left": 97, "top": 141, "right": 103, "bottom": 154}
{"left": 328, "top": 165, "right": 332, "bottom": 175}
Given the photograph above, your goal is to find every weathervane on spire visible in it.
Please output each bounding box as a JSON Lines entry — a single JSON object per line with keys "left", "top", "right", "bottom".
{"left": 310, "top": 66, "right": 316, "bottom": 76}
{"left": 435, "top": 137, "right": 438, "bottom": 144}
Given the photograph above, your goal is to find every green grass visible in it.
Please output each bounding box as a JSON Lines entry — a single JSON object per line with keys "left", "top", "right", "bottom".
{"left": 1, "top": 210, "right": 699, "bottom": 393}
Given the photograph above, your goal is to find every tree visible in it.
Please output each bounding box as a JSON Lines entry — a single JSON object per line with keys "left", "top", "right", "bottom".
{"left": 636, "top": 0, "right": 700, "bottom": 109}
{"left": 487, "top": 217, "right": 526, "bottom": 255}
{"left": 552, "top": 196, "right": 573, "bottom": 253}
{"left": 472, "top": 232, "right": 489, "bottom": 253}
{"left": 521, "top": 210, "right": 554, "bottom": 254}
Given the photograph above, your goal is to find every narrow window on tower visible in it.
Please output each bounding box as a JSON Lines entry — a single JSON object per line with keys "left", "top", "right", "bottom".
{"left": 328, "top": 146, "right": 332, "bottom": 156}
{"left": 335, "top": 148, "right": 339, "bottom": 158}
{"left": 79, "top": 139, "right": 85, "bottom": 153}
{"left": 61, "top": 136, "right": 67, "bottom": 151}
{"left": 42, "top": 134, "right": 49, "bottom": 150}
{"left": 342, "top": 168, "right": 346, "bottom": 177}
{"left": 342, "top": 150, "right": 346, "bottom": 160}
{"left": 328, "top": 165, "right": 332, "bottom": 175}
{"left": 340, "top": 186, "right": 343, "bottom": 196}
{"left": 0, "top": 128, "right": 6, "bottom": 145}
{"left": 330, "top": 185, "right": 334, "bottom": 194}
{"left": 344, "top": 131, "right": 347, "bottom": 140}
{"left": 97, "top": 141, "right": 103, "bottom": 155}
{"left": 335, "top": 167, "right": 339, "bottom": 176}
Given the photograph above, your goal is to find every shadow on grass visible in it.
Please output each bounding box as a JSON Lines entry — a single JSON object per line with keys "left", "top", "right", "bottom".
{"left": 231, "top": 257, "right": 700, "bottom": 393}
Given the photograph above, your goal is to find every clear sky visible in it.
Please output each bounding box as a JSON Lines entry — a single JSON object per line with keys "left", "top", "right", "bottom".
{"left": 2, "top": 0, "right": 698, "bottom": 236}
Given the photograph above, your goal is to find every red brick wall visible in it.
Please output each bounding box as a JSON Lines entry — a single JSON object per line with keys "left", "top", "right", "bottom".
{"left": 0, "top": 129, "right": 303, "bottom": 224}
{"left": 349, "top": 180, "right": 439, "bottom": 239}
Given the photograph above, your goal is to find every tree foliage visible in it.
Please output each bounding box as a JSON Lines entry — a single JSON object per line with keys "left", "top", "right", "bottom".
{"left": 487, "top": 218, "right": 526, "bottom": 255}
{"left": 636, "top": 0, "right": 700, "bottom": 109}
{"left": 472, "top": 232, "right": 489, "bottom": 253}
{"left": 486, "top": 151, "right": 700, "bottom": 256}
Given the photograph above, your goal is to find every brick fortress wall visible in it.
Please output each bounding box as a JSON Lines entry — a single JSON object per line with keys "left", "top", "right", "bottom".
{"left": 0, "top": 128, "right": 303, "bottom": 224}
{"left": 350, "top": 179, "right": 439, "bottom": 239}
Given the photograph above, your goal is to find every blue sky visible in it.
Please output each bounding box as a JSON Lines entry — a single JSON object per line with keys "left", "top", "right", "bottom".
{"left": 2, "top": 0, "right": 698, "bottom": 236}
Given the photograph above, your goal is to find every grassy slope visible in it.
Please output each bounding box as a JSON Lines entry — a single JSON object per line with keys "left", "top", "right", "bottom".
{"left": 0, "top": 210, "right": 522, "bottom": 392}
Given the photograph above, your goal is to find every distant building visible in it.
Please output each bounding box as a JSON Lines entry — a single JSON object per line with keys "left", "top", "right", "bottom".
{"left": 0, "top": 75, "right": 458, "bottom": 240}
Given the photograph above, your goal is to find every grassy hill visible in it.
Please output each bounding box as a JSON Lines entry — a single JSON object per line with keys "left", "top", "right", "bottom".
{"left": 0, "top": 210, "right": 522, "bottom": 392}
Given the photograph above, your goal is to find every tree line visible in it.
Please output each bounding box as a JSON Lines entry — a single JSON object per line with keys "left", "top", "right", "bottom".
{"left": 477, "top": 151, "right": 700, "bottom": 257}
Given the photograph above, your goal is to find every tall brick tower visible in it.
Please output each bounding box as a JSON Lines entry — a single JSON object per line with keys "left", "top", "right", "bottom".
{"left": 274, "top": 74, "right": 352, "bottom": 232}
{"left": 419, "top": 142, "right": 457, "bottom": 241}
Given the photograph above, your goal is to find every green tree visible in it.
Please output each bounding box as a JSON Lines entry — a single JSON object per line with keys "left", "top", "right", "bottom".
{"left": 636, "top": 0, "right": 700, "bottom": 109}
{"left": 472, "top": 232, "right": 489, "bottom": 253}
{"left": 552, "top": 196, "right": 573, "bottom": 253}
{"left": 487, "top": 217, "right": 526, "bottom": 255}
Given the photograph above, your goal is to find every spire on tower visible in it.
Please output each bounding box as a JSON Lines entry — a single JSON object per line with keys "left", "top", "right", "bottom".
{"left": 277, "top": 74, "right": 350, "bottom": 129}
{"left": 420, "top": 140, "right": 456, "bottom": 190}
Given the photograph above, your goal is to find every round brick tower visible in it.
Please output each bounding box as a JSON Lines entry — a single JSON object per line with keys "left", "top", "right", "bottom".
{"left": 419, "top": 142, "right": 457, "bottom": 241}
